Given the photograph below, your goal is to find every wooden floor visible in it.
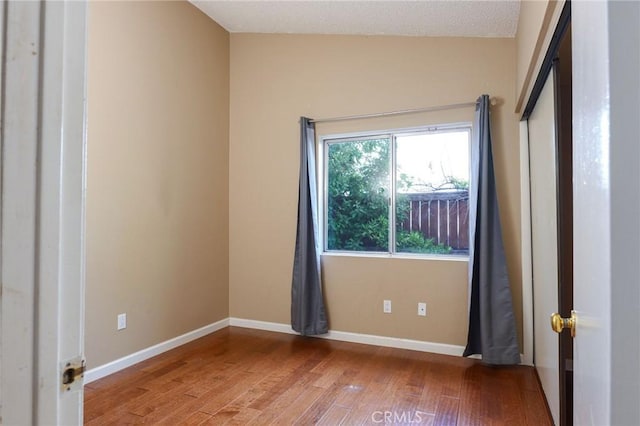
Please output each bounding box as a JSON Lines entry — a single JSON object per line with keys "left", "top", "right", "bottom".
{"left": 84, "top": 327, "right": 552, "bottom": 425}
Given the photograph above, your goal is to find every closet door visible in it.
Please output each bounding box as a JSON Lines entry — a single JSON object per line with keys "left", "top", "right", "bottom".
{"left": 528, "top": 70, "right": 560, "bottom": 425}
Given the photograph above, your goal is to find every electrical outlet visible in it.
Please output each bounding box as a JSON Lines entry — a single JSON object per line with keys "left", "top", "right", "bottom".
{"left": 383, "top": 300, "right": 392, "bottom": 313}
{"left": 117, "top": 313, "right": 127, "bottom": 330}
{"left": 418, "top": 302, "right": 427, "bottom": 316}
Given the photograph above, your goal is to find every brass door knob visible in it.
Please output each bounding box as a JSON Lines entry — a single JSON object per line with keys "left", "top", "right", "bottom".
{"left": 550, "top": 310, "right": 576, "bottom": 337}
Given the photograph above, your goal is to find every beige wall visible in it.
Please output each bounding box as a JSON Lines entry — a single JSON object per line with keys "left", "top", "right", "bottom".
{"left": 229, "top": 35, "right": 522, "bottom": 348}
{"left": 515, "top": 0, "right": 565, "bottom": 113}
{"left": 86, "top": 1, "right": 229, "bottom": 367}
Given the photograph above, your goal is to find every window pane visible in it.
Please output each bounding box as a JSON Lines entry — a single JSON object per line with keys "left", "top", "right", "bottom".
{"left": 395, "top": 131, "right": 470, "bottom": 255}
{"left": 327, "top": 138, "right": 390, "bottom": 252}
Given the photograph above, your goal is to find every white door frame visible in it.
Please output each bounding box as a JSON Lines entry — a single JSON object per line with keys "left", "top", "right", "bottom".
{"left": 519, "top": 120, "right": 534, "bottom": 368}
{"left": 1, "top": 1, "right": 88, "bottom": 424}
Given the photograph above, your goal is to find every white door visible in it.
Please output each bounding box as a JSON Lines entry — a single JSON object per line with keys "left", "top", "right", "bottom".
{"left": 571, "top": 2, "right": 610, "bottom": 421}
{"left": 1, "top": 1, "right": 87, "bottom": 424}
{"left": 572, "top": 1, "right": 640, "bottom": 425}
{"left": 527, "top": 71, "right": 560, "bottom": 425}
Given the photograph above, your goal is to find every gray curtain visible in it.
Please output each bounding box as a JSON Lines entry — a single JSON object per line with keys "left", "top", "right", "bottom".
{"left": 463, "top": 95, "right": 520, "bottom": 364}
{"left": 291, "top": 117, "right": 329, "bottom": 335}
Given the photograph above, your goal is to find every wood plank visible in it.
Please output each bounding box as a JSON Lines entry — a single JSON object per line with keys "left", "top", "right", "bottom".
{"left": 84, "top": 405, "right": 144, "bottom": 426}
{"left": 225, "top": 407, "right": 262, "bottom": 425}
{"left": 316, "top": 404, "right": 350, "bottom": 426}
{"left": 294, "top": 367, "right": 360, "bottom": 424}
{"left": 248, "top": 357, "right": 323, "bottom": 410}
{"left": 420, "top": 201, "right": 429, "bottom": 236}
{"left": 83, "top": 384, "right": 99, "bottom": 403}
{"left": 434, "top": 395, "right": 460, "bottom": 426}
{"left": 134, "top": 393, "right": 198, "bottom": 423}
{"left": 269, "top": 385, "right": 324, "bottom": 425}
{"left": 83, "top": 386, "right": 149, "bottom": 423}
{"left": 170, "top": 411, "right": 212, "bottom": 425}
{"left": 341, "top": 381, "right": 388, "bottom": 424}
{"left": 439, "top": 199, "right": 449, "bottom": 246}
{"left": 244, "top": 371, "right": 323, "bottom": 424}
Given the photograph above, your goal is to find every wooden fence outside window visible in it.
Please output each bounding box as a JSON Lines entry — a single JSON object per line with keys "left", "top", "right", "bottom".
{"left": 398, "top": 190, "right": 469, "bottom": 253}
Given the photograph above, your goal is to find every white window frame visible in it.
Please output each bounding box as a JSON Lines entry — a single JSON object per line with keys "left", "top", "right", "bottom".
{"left": 319, "top": 123, "right": 472, "bottom": 259}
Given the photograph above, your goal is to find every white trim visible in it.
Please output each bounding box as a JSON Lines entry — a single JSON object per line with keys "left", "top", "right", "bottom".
{"left": 229, "top": 317, "right": 467, "bottom": 357}
{"left": 84, "top": 319, "right": 229, "bottom": 384}
{"left": 520, "top": 120, "right": 534, "bottom": 367}
{"left": 320, "top": 251, "right": 469, "bottom": 262}
{"left": 317, "top": 122, "right": 473, "bottom": 143}
{"left": 229, "top": 318, "right": 295, "bottom": 335}
{"left": 38, "top": 3, "right": 89, "bottom": 424}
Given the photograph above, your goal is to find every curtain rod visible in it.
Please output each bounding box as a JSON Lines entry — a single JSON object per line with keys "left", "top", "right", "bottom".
{"left": 309, "top": 97, "right": 497, "bottom": 124}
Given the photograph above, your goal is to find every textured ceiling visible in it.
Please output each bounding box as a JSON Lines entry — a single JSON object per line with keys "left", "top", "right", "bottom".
{"left": 191, "top": 1, "right": 521, "bottom": 38}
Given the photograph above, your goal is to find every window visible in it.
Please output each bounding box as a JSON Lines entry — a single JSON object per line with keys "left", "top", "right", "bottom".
{"left": 323, "top": 125, "right": 470, "bottom": 257}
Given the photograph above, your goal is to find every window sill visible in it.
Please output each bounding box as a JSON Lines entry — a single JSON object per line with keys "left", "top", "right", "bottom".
{"left": 321, "top": 251, "right": 469, "bottom": 262}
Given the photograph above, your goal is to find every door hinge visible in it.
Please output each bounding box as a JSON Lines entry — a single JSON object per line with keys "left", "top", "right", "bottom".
{"left": 61, "top": 358, "right": 86, "bottom": 392}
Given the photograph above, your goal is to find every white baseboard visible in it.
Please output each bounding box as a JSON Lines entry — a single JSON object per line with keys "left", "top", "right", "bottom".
{"left": 229, "top": 317, "right": 467, "bottom": 357}
{"left": 86, "top": 317, "right": 524, "bottom": 384}
{"left": 84, "top": 318, "right": 230, "bottom": 384}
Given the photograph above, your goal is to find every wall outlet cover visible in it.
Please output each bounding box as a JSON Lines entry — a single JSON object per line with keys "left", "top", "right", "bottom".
{"left": 117, "top": 313, "right": 127, "bottom": 330}
{"left": 418, "top": 302, "right": 427, "bottom": 316}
